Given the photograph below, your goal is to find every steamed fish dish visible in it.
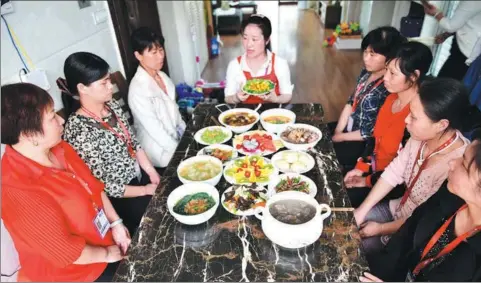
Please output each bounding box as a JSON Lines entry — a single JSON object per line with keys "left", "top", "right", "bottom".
{"left": 201, "top": 147, "right": 233, "bottom": 162}
{"left": 174, "top": 192, "right": 216, "bottom": 215}
{"left": 281, "top": 127, "right": 319, "bottom": 144}
{"left": 179, "top": 161, "right": 221, "bottom": 181}
{"left": 263, "top": 115, "right": 292, "bottom": 124}
{"left": 223, "top": 112, "right": 257, "bottom": 126}
{"left": 201, "top": 128, "right": 229, "bottom": 144}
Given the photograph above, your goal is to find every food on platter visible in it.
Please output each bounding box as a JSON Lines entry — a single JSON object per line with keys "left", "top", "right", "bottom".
{"left": 201, "top": 128, "right": 230, "bottom": 144}
{"left": 272, "top": 150, "right": 315, "bottom": 173}
{"left": 222, "top": 112, "right": 257, "bottom": 127}
{"left": 199, "top": 146, "right": 235, "bottom": 162}
{"left": 242, "top": 78, "right": 275, "bottom": 95}
{"left": 224, "top": 155, "right": 275, "bottom": 184}
{"left": 173, "top": 192, "right": 216, "bottom": 215}
{"left": 274, "top": 176, "right": 310, "bottom": 194}
{"left": 179, "top": 160, "right": 222, "bottom": 181}
{"left": 269, "top": 199, "right": 317, "bottom": 225}
{"left": 222, "top": 184, "right": 267, "bottom": 215}
{"left": 281, "top": 127, "right": 320, "bottom": 144}
{"left": 263, "top": 115, "right": 292, "bottom": 125}
{"left": 233, "top": 130, "right": 283, "bottom": 155}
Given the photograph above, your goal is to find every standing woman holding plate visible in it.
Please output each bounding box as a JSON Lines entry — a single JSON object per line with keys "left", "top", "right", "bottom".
{"left": 224, "top": 14, "right": 293, "bottom": 104}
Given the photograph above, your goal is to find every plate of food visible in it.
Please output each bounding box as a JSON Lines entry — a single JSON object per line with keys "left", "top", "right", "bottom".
{"left": 218, "top": 108, "right": 260, "bottom": 134}
{"left": 242, "top": 78, "right": 276, "bottom": 96}
{"left": 197, "top": 144, "right": 238, "bottom": 164}
{"left": 177, "top": 156, "right": 223, "bottom": 186}
{"left": 279, "top": 124, "right": 322, "bottom": 151}
{"left": 267, "top": 174, "right": 317, "bottom": 198}
{"left": 223, "top": 155, "right": 278, "bottom": 186}
{"left": 167, "top": 183, "right": 219, "bottom": 225}
{"left": 259, "top": 108, "right": 296, "bottom": 134}
{"left": 221, "top": 184, "right": 268, "bottom": 216}
{"left": 271, "top": 150, "right": 315, "bottom": 174}
{"left": 194, "top": 126, "right": 233, "bottom": 145}
{"left": 232, "top": 130, "right": 284, "bottom": 156}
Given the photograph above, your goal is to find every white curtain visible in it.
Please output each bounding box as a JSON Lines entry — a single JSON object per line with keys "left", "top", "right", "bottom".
{"left": 341, "top": 0, "right": 362, "bottom": 23}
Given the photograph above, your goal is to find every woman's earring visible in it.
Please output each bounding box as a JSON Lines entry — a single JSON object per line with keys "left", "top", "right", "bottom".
{"left": 32, "top": 140, "right": 39, "bottom": 146}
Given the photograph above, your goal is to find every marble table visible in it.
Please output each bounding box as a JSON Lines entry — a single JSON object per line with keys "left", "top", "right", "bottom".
{"left": 113, "top": 103, "right": 368, "bottom": 282}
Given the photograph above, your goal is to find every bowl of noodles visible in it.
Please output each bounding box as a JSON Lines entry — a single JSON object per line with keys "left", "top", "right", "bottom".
{"left": 167, "top": 183, "right": 219, "bottom": 225}
{"left": 177, "top": 156, "right": 223, "bottom": 186}
{"left": 242, "top": 79, "right": 276, "bottom": 96}
{"left": 260, "top": 108, "right": 296, "bottom": 134}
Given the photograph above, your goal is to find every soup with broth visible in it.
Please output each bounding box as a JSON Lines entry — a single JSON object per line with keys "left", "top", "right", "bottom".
{"left": 269, "top": 199, "right": 316, "bottom": 225}
{"left": 263, "top": 115, "right": 291, "bottom": 124}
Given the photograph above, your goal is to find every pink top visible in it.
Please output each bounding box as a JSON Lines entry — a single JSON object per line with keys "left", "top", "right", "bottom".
{"left": 381, "top": 131, "right": 469, "bottom": 219}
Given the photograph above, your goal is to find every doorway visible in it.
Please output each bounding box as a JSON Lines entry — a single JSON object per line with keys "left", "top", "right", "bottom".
{"left": 107, "top": 0, "right": 169, "bottom": 82}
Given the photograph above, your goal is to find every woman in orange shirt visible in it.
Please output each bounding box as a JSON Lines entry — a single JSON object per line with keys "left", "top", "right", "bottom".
{"left": 1, "top": 83, "right": 131, "bottom": 281}
{"left": 344, "top": 41, "right": 434, "bottom": 207}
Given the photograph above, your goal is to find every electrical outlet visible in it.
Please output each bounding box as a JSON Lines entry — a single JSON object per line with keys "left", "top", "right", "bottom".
{"left": 78, "top": 0, "right": 91, "bottom": 9}
{"left": 1, "top": 0, "right": 14, "bottom": 15}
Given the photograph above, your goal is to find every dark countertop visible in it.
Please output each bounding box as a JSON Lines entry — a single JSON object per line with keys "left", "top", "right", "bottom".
{"left": 113, "top": 103, "right": 368, "bottom": 282}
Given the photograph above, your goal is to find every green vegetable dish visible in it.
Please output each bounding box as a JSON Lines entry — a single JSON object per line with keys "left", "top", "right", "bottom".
{"left": 275, "top": 176, "right": 310, "bottom": 194}
{"left": 201, "top": 128, "right": 229, "bottom": 144}
{"left": 242, "top": 79, "right": 275, "bottom": 95}
{"left": 173, "top": 192, "right": 216, "bottom": 215}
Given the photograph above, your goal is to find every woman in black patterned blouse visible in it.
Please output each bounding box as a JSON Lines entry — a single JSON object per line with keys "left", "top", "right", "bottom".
{"left": 61, "top": 52, "right": 160, "bottom": 235}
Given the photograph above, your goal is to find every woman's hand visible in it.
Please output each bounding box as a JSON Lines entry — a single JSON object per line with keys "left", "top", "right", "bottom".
{"left": 332, "top": 133, "right": 345, "bottom": 143}
{"left": 112, "top": 223, "right": 131, "bottom": 255}
{"left": 359, "top": 221, "right": 383, "bottom": 238}
{"left": 344, "top": 169, "right": 363, "bottom": 183}
{"left": 359, "top": 272, "right": 383, "bottom": 282}
{"left": 105, "top": 245, "right": 125, "bottom": 263}
{"left": 434, "top": 32, "right": 452, "bottom": 44}
{"left": 147, "top": 169, "right": 161, "bottom": 185}
{"left": 345, "top": 176, "right": 367, "bottom": 189}
{"left": 423, "top": 3, "right": 438, "bottom": 16}
{"left": 354, "top": 208, "right": 366, "bottom": 227}
{"left": 143, "top": 183, "right": 158, "bottom": 196}
{"left": 259, "top": 90, "right": 277, "bottom": 102}
{"left": 236, "top": 89, "right": 250, "bottom": 102}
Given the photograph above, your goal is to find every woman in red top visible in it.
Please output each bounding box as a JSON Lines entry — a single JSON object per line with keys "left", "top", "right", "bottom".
{"left": 344, "top": 41, "right": 434, "bottom": 207}
{"left": 1, "top": 83, "right": 131, "bottom": 281}
{"left": 224, "top": 14, "right": 293, "bottom": 104}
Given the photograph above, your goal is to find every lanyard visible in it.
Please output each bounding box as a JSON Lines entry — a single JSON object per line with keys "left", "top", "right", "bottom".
{"left": 412, "top": 204, "right": 481, "bottom": 276}
{"left": 351, "top": 78, "right": 383, "bottom": 112}
{"left": 396, "top": 133, "right": 458, "bottom": 212}
{"left": 81, "top": 105, "right": 136, "bottom": 159}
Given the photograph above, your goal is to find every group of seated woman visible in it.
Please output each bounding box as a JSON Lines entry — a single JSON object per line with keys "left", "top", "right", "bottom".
{"left": 325, "top": 25, "right": 480, "bottom": 281}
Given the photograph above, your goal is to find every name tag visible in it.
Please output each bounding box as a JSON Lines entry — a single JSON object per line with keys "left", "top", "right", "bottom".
{"left": 93, "top": 209, "right": 110, "bottom": 239}
{"left": 347, "top": 116, "right": 354, "bottom": 132}
{"left": 405, "top": 270, "right": 415, "bottom": 282}
{"left": 176, "top": 125, "right": 185, "bottom": 140}
{"left": 134, "top": 161, "right": 141, "bottom": 181}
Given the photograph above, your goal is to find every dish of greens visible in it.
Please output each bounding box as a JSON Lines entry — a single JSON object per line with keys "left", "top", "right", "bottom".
{"left": 173, "top": 192, "right": 216, "bottom": 215}
{"left": 242, "top": 79, "right": 275, "bottom": 96}
{"left": 194, "top": 126, "right": 232, "bottom": 145}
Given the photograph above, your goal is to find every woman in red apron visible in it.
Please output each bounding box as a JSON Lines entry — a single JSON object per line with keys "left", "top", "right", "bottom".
{"left": 224, "top": 15, "right": 293, "bottom": 104}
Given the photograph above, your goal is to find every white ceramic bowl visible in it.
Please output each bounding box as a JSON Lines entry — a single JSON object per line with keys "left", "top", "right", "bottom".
{"left": 218, "top": 108, "right": 260, "bottom": 134}
{"left": 260, "top": 108, "right": 296, "bottom": 134}
{"left": 177, "top": 155, "right": 223, "bottom": 186}
{"left": 271, "top": 150, "right": 316, "bottom": 174}
{"left": 267, "top": 173, "right": 318, "bottom": 198}
{"left": 167, "top": 183, "right": 219, "bottom": 225}
{"left": 279, "top": 124, "right": 323, "bottom": 151}
{"left": 194, "top": 126, "right": 232, "bottom": 146}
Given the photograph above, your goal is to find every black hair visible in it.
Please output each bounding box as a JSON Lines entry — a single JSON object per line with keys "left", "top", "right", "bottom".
{"left": 419, "top": 78, "right": 469, "bottom": 131}
{"left": 131, "top": 26, "right": 165, "bottom": 54}
{"left": 361, "top": 26, "right": 407, "bottom": 61}
{"left": 387, "top": 41, "right": 433, "bottom": 87}
{"left": 240, "top": 14, "right": 272, "bottom": 51}
{"left": 63, "top": 52, "right": 110, "bottom": 94}
{"left": 1, "top": 83, "right": 54, "bottom": 145}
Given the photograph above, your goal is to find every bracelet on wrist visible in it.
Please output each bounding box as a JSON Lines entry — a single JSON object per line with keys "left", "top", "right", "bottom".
{"left": 110, "top": 218, "right": 123, "bottom": 228}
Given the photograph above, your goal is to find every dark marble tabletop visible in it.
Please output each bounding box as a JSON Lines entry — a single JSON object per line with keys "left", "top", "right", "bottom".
{"left": 113, "top": 103, "right": 368, "bottom": 282}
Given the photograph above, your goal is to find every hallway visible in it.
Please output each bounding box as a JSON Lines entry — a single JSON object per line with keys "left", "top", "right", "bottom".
{"left": 201, "top": 5, "right": 363, "bottom": 122}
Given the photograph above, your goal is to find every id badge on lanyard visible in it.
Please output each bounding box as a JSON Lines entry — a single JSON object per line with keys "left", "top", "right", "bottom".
{"left": 93, "top": 208, "right": 110, "bottom": 239}
{"left": 405, "top": 270, "right": 415, "bottom": 282}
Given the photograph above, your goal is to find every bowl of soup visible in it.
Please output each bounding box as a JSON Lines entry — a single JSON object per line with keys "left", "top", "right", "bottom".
{"left": 177, "top": 156, "right": 223, "bottom": 186}
{"left": 167, "top": 183, "right": 220, "bottom": 225}
{"left": 260, "top": 108, "right": 296, "bottom": 134}
{"left": 254, "top": 191, "right": 331, "bottom": 249}
{"left": 219, "top": 108, "right": 260, "bottom": 134}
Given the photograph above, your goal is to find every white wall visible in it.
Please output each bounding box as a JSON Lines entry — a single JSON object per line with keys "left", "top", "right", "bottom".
{"left": 156, "top": 1, "right": 208, "bottom": 86}
{"left": 0, "top": 1, "right": 124, "bottom": 111}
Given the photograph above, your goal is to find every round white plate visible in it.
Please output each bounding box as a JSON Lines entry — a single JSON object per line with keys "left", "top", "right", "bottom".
{"left": 267, "top": 173, "right": 317, "bottom": 198}
{"left": 223, "top": 157, "right": 279, "bottom": 186}
{"left": 271, "top": 150, "right": 315, "bottom": 174}
{"left": 196, "top": 144, "right": 239, "bottom": 164}
{"left": 194, "top": 126, "right": 233, "bottom": 146}
{"left": 221, "top": 185, "right": 268, "bottom": 216}
{"left": 232, "top": 130, "right": 284, "bottom": 156}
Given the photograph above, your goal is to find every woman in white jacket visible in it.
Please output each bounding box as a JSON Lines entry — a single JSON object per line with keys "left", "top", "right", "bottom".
{"left": 128, "top": 27, "right": 186, "bottom": 168}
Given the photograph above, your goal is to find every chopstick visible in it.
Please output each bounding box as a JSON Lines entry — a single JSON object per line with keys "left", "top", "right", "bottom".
{"left": 331, "top": 207, "right": 355, "bottom": 212}
{"left": 210, "top": 116, "right": 222, "bottom": 126}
